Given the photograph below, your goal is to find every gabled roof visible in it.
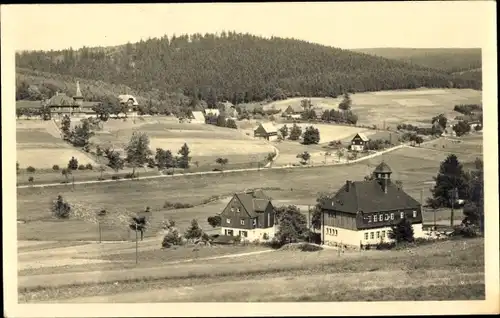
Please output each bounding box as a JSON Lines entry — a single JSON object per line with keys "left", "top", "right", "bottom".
{"left": 352, "top": 132, "right": 369, "bottom": 142}
{"left": 190, "top": 111, "right": 206, "bottom": 122}
{"left": 286, "top": 104, "right": 305, "bottom": 113}
{"left": 373, "top": 161, "right": 392, "bottom": 174}
{"left": 257, "top": 122, "right": 277, "bottom": 134}
{"left": 234, "top": 190, "right": 272, "bottom": 217}
{"left": 322, "top": 180, "right": 420, "bottom": 214}
{"left": 312, "top": 108, "right": 323, "bottom": 116}
{"left": 46, "top": 93, "right": 76, "bottom": 107}
{"left": 118, "top": 95, "right": 139, "bottom": 105}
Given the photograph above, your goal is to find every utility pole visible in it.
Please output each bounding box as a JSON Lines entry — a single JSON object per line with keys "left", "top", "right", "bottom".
{"left": 135, "top": 223, "right": 138, "bottom": 265}
{"left": 450, "top": 188, "right": 457, "bottom": 228}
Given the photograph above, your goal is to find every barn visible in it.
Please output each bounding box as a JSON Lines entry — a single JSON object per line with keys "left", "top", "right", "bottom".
{"left": 254, "top": 122, "right": 278, "bottom": 141}
{"left": 320, "top": 162, "right": 426, "bottom": 248}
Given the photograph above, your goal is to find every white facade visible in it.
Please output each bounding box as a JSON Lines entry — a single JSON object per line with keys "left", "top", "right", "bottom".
{"left": 268, "top": 134, "right": 278, "bottom": 141}
{"left": 221, "top": 226, "right": 276, "bottom": 242}
{"left": 351, "top": 144, "right": 365, "bottom": 152}
{"left": 322, "top": 223, "right": 425, "bottom": 247}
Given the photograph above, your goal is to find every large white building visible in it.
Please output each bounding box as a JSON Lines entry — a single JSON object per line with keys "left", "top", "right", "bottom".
{"left": 320, "top": 162, "right": 425, "bottom": 247}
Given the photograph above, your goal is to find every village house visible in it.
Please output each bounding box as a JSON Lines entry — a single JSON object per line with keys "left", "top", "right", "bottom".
{"left": 312, "top": 107, "right": 324, "bottom": 120}
{"left": 282, "top": 104, "right": 305, "bottom": 119}
{"left": 219, "top": 190, "right": 276, "bottom": 242}
{"left": 45, "top": 81, "right": 99, "bottom": 118}
{"left": 254, "top": 122, "right": 278, "bottom": 141}
{"left": 350, "top": 132, "right": 370, "bottom": 151}
{"left": 320, "top": 162, "right": 425, "bottom": 247}
{"left": 204, "top": 108, "right": 220, "bottom": 117}
{"left": 188, "top": 110, "right": 206, "bottom": 124}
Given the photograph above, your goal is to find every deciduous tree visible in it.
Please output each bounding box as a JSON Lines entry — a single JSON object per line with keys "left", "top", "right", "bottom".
{"left": 125, "top": 132, "right": 153, "bottom": 176}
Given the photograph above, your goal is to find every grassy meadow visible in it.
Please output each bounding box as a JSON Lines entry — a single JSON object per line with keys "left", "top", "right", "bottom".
{"left": 17, "top": 134, "right": 482, "bottom": 242}
{"left": 18, "top": 238, "right": 484, "bottom": 302}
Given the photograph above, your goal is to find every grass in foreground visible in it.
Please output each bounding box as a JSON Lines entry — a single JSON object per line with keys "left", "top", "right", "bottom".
{"left": 18, "top": 238, "right": 484, "bottom": 302}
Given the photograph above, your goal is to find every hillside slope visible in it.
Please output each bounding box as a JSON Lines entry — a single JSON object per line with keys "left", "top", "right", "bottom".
{"left": 352, "top": 48, "right": 482, "bottom": 73}
{"left": 16, "top": 33, "right": 481, "bottom": 105}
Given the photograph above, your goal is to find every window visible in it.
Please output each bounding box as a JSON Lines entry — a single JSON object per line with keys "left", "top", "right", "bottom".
{"left": 240, "top": 220, "right": 245, "bottom": 225}
{"left": 370, "top": 232, "right": 374, "bottom": 239}
{"left": 376, "top": 231, "right": 380, "bottom": 238}
{"left": 335, "top": 229, "right": 338, "bottom": 236}
{"left": 367, "top": 215, "right": 372, "bottom": 223}
{"left": 253, "top": 219, "right": 257, "bottom": 226}
{"left": 240, "top": 231, "right": 248, "bottom": 237}
{"left": 390, "top": 213, "right": 394, "bottom": 220}
{"left": 379, "top": 214, "right": 383, "bottom": 222}
{"left": 382, "top": 230, "right": 386, "bottom": 238}
{"left": 230, "top": 207, "right": 235, "bottom": 212}
{"left": 384, "top": 214, "right": 390, "bottom": 221}
{"left": 400, "top": 212, "right": 405, "bottom": 219}
{"left": 364, "top": 233, "right": 368, "bottom": 240}
{"left": 413, "top": 210, "right": 417, "bottom": 218}
{"left": 226, "top": 218, "right": 231, "bottom": 224}
{"left": 237, "top": 208, "right": 241, "bottom": 213}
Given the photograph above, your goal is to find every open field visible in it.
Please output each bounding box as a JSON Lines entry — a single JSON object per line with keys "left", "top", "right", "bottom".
{"left": 17, "top": 135, "right": 482, "bottom": 242}
{"left": 18, "top": 238, "right": 484, "bottom": 302}
{"left": 252, "top": 88, "right": 481, "bottom": 128}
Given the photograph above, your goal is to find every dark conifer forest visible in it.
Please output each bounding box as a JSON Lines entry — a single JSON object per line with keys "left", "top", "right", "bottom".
{"left": 16, "top": 32, "right": 482, "bottom": 104}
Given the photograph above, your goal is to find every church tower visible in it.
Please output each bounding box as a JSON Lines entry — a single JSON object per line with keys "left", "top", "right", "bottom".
{"left": 73, "top": 81, "right": 84, "bottom": 107}
{"left": 373, "top": 161, "right": 392, "bottom": 193}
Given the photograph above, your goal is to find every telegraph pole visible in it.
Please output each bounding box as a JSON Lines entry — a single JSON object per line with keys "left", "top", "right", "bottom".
{"left": 135, "top": 223, "right": 138, "bottom": 265}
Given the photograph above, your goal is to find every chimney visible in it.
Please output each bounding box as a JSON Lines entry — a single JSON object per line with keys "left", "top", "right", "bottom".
{"left": 346, "top": 180, "right": 351, "bottom": 192}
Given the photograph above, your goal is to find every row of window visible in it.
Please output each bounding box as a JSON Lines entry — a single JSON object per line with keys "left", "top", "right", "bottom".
{"left": 326, "top": 228, "right": 338, "bottom": 236}
{"left": 226, "top": 218, "right": 257, "bottom": 226}
{"left": 364, "top": 230, "right": 386, "bottom": 240}
{"left": 230, "top": 207, "right": 241, "bottom": 213}
{"left": 367, "top": 211, "right": 417, "bottom": 223}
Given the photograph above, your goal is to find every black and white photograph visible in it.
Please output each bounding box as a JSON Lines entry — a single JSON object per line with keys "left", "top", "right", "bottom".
{"left": 2, "top": 2, "right": 498, "bottom": 316}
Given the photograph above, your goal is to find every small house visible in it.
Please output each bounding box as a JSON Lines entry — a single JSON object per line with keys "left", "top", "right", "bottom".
{"left": 220, "top": 190, "right": 276, "bottom": 242}
{"left": 205, "top": 108, "right": 220, "bottom": 117}
{"left": 284, "top": 104, "right": 305, "bottom": 115}
{"left": 188, "top": 111, "right": 206, "bottom": 124}
{"left": 254, "top": 122, "right": 278, "bottom": 141}
{"left": 350, "top": 133, "right": 370, "bottom": 151}
{"left": 118, "top": 94, "right": 139, "bottom": 111}
{"left": 321, "top": 162, "right": 425, "bottom": 247}
{"left": 312, "top": 108, "right": 324, "bottom": 120}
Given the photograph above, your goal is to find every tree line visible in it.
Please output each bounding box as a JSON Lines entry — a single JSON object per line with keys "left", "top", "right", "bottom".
{"left": 16, "top": 32, "right": 482, "bottom": 107}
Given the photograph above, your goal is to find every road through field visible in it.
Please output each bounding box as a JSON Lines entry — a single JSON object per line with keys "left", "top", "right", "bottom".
{"left": 16, "top": 142, "right": 414, "bottom": 189}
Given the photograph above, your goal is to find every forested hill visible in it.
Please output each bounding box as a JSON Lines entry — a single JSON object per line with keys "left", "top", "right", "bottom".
{"left": 352, "top": 48, "right": 482, "bottom": 74}
{"left": 16, "top": 32, "right": 481, "bottom": 104}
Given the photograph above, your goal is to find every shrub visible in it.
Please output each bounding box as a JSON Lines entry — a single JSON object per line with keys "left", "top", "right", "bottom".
{"left": 52, "top": 195, "right": 71, "bottom": 219}
{"left": 85, "top": 163, "right": 93, "bottom": 170}
{"left": 262, "top": 233, "right": 270, "bottom": 241}
{"left": 28, "top": 176, "right": 34, "bottom": 183}
{"left": 68, "top": 157, "right": 79, "bottom": 170}
{"left": 299, "top": 243, "right": 323, "bottom": 252}
{"left": 78, "top": 164, "right": 86, "bottom": 170}
{"left": 26, "top": 166, "right": 36, "bottom": 173}
{"left": 163, "top": 201, "right": 194, "bottom": 210}
{"left": 124, "top": 172, "right": 135, "bottom": 179}
{"left": 111, "top": 175, "right": 121, "bottom": 180}
{"left": 52, "top": 165, "right": 60, "bottom": 171}
{"left": 162, "top": 228, "right": 183, "bottom": 248}
{"left": 207, "top": 215, "right": 222, "bottom": 228}
{"left": 97, "top": 177, "right": 106, "bottom": 181}
{"left": 375, "top": 242, "right": 395, "bottom": 250}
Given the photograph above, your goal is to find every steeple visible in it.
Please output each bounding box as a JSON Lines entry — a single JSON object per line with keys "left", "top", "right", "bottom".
{"left": 373, "top": 161, "right": 392, "bottom": 193}
{"left": 73, "top": 81, "right": 83, "bottom": 106}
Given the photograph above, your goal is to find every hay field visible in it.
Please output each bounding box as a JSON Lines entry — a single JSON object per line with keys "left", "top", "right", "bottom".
{"left": 17, "top": 136, "right": 482, "bottom": 242}
{"left": 16, "top": 120, "right": 97, "bottom": 169}
{"left": 18, "top": 238, "right": 484, "bottom": 302}
{"left": 256, "top": 88, "right": 481, "bottom": 128}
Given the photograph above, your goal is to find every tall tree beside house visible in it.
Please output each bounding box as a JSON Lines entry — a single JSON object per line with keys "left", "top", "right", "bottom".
{"left": 184, "top": 219, "right": 203, "bottom": 241}
{"left": 206, "top": 88, "right": 218, "bottom": 108}
{"left": 428, "top": 154, "right": 468, "bottom": 208}
{"left": 164, "top": 150, "right": 175, "bottom": 169}
{"left": 104, "top": 148, "right": 125, "bottom": 173}
{"left": 289, "top": 123, "right": 302, "bottom": 141}
{"left": 452, "top": 120, "right": 472, "bottom": 137}
{"left": 388, "top": 217, "right": 414, "bottom": 244}
{"left": 125, "top": 132, "right": 153, "bottom": 177}
{"left": 177, "top": 143, "right": 191, "bottom": 169}
{"left": 431, "top": 114, "right": 448, "bottom": 131}
{"left": 207, "top": 215, "right": 222, "bottom": 228}
{"left": 61, "top": 115, "right": 72, "bottom": 141}
{"left": 71, "top": 119, "right": 95, "bottom": 148}
{"left": 300, "top": 99, "right": 313, "bottom": 110}
{"left": 302, "top": 126, "right": 320, "bottom": 145}
{"left": 338, "top": 92, "right": 352, "bottom": 111}
{"left": 274, "top": 205, "right": 309, "bottom": 245}
{"left": 311, "top": 193, "right": 335, "bottom": 230}
{"left": 279, "top": 125, "right": 289, "bottom": 139}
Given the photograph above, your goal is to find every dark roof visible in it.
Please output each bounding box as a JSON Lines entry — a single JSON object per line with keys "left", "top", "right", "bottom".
{"left": 46, "top": 93, "right": 76, "bottom": 107}
{"left": 322, "top": 180, "right": 420, "bottom": 214}
{"left": 234, "top": 190, "right": 272, "bottom": 217}
{"left": 286, "top": 104, "right": 305, "bottom": 113}
{"left": 373, "top": 161, "right": 392, "bottom": 174}
{"left": 81, "top": 101, "right": 100, "bottom": 109}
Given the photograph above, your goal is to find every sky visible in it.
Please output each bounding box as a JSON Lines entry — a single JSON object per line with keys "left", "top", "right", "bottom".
{"left": 2, "top": 2, "right": 496, "bottom": 51}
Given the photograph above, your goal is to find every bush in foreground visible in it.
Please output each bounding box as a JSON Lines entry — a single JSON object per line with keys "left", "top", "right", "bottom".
{"left": 52, "top": 195, "right": 71, "bottom": 219}
{"left": 52, "top": 165, "right": 60, "bottom": 171}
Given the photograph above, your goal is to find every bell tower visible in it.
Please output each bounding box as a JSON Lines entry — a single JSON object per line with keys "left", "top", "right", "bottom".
{"left": 73, "top": 81, "right": 84, "bottom": 107}
{"left": 373, "top": 161, "right": 392, "bottom": 193}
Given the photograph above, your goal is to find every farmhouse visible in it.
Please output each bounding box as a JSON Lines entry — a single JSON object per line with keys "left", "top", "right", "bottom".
{"left": 350, "top": 133, "right": 370, "bottom": 151}
{"left": 188, "top": 111, "right": 206, "bottom": 124}
{"left": 220, "top": 190, "right": 276, "bottom": 242}
{"left": 254, "top": 122, "right": 278, "bottom": 141}
{"left": 321, "top": 162, "right": 425, "bottom": 247}
{"left": 205, "top": 108, "right": 220, "bottom": 117}
{"left": 312, "top": 107, "right": 323, "bottom": 120}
